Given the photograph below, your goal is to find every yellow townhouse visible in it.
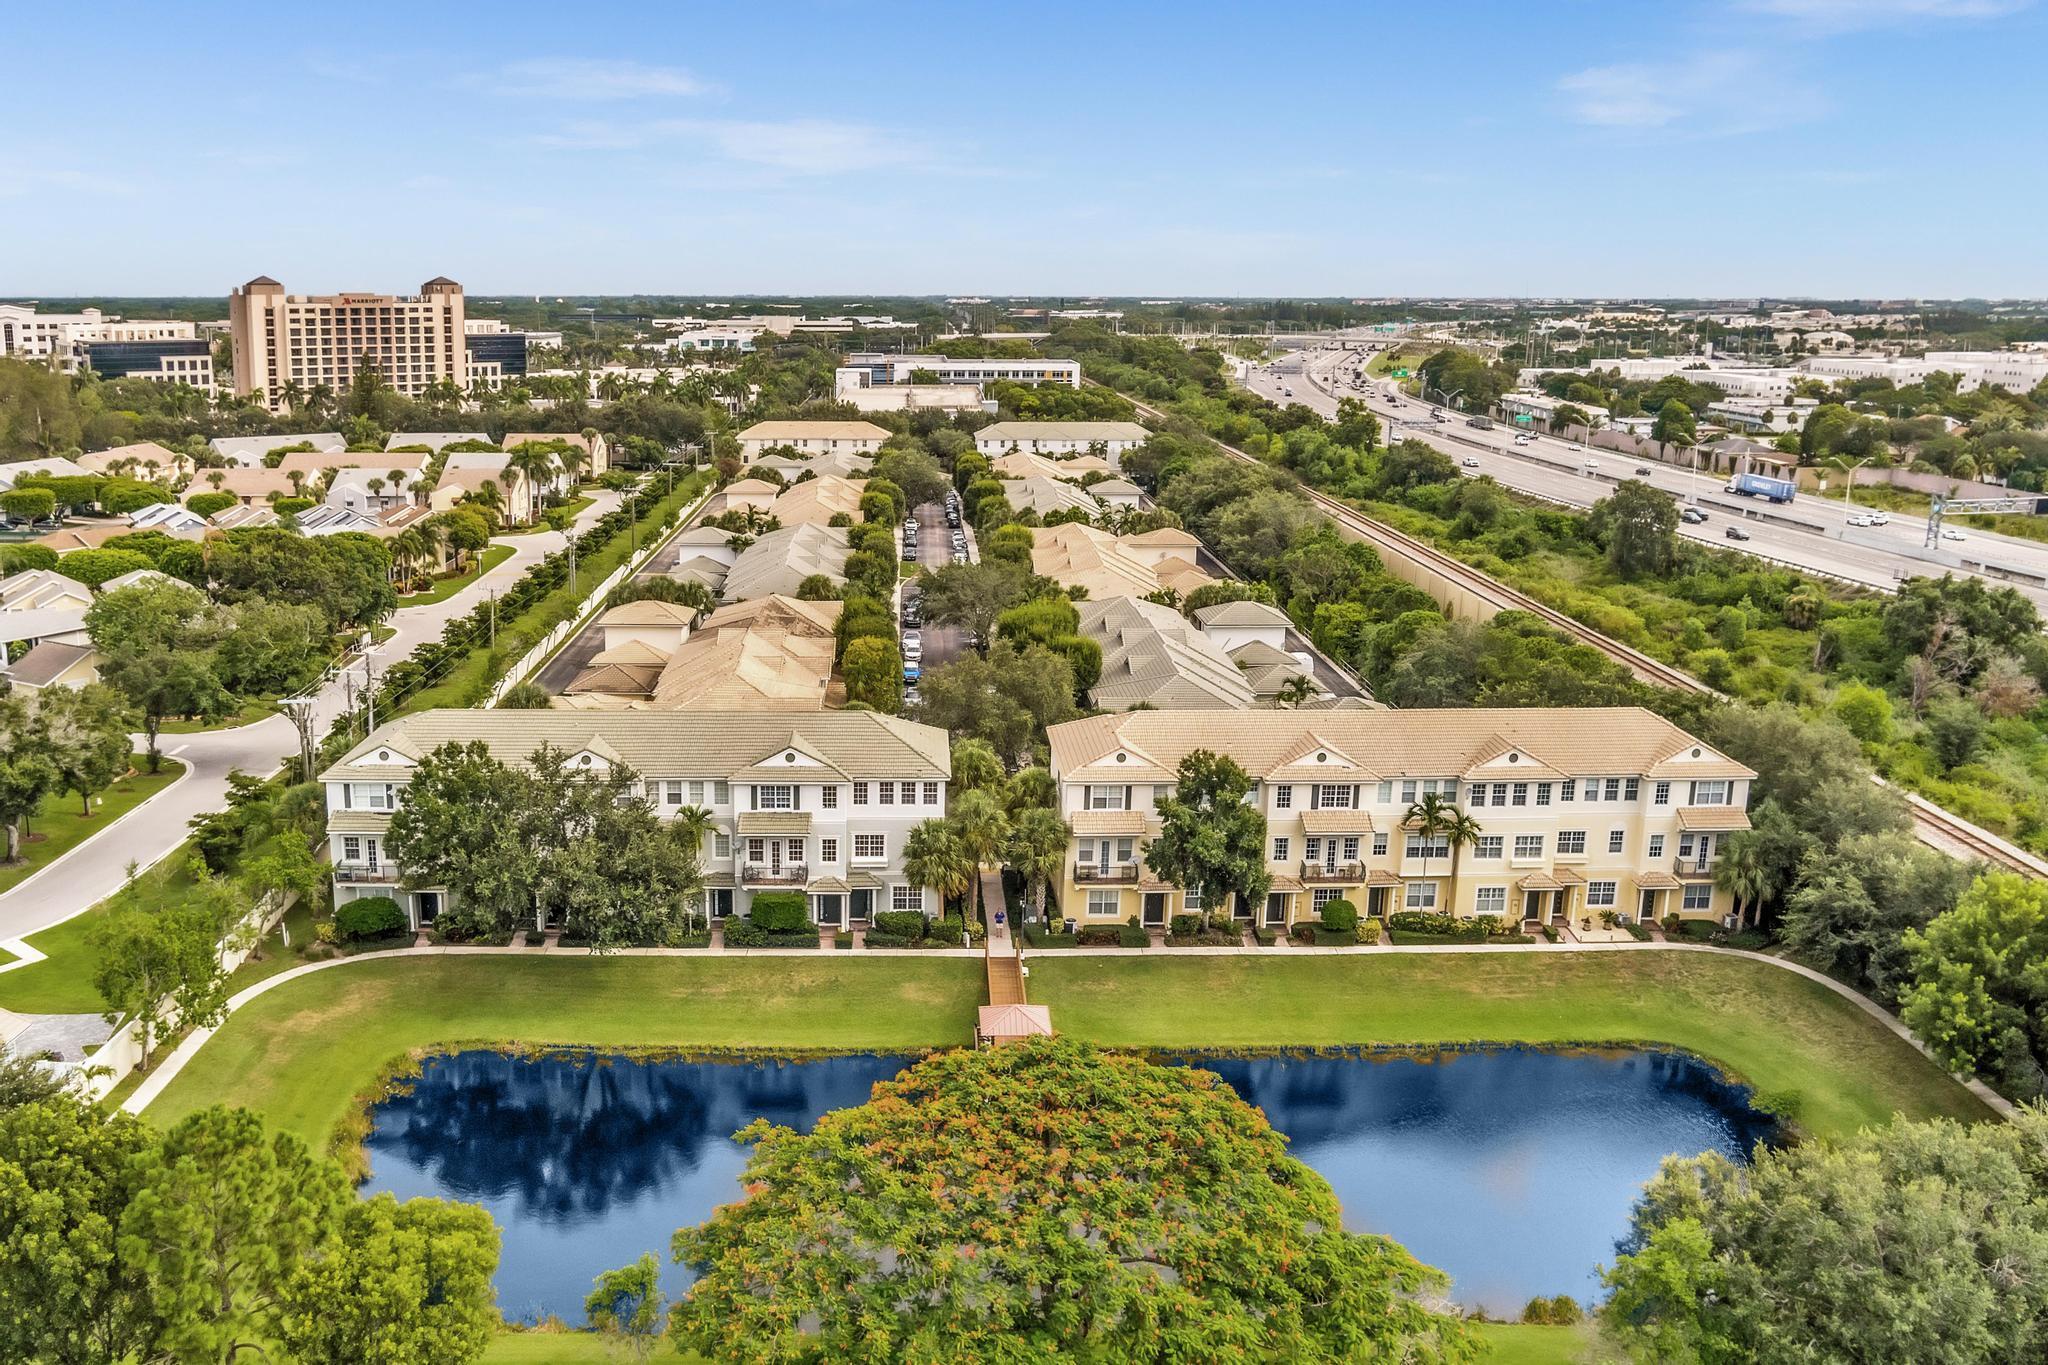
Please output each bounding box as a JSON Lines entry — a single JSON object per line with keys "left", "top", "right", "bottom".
{"left": 1045, "top": 707, "right": 1755, "bottom": 933}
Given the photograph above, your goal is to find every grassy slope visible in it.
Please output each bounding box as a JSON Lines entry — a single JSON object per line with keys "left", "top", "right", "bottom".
{"left": 145, "top": 956, "right": 985, "bottom": 1148}
{"left": 0, "top": 756, "right": 185, "bottom": 896}
{"left": 1471, "top": 1322, "right": 1618, "bottom": 1364}
{"left": 1027, "top": 953, "right": 1988, "bottom": 1138}
{"left": 0, "top": 851, "right": 198, "bottom": 1014}
{"left": 397, "top": 542, "right": 515, "bottom": 607}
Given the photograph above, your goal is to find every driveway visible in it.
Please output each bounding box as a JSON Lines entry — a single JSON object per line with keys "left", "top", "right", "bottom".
{"left": 906, "top": 500, "right": 974, "bottom": 673}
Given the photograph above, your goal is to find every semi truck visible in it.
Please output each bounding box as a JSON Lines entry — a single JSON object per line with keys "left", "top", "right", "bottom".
{"left": 1725, "top": 472, "right": 1797, "bottom": 504}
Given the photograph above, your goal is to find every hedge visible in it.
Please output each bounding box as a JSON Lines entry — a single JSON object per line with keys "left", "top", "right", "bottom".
{"left": 722, "top": 921, "right": 818, "bottom": 949}
{"left": 335, "top": 895, "right": 407, "bottom": 941}
{"left": 871, "top": 910, "right": 929, "bottom": 940}
{"left": 747, "top": 891, "right": 809, "bottom": 934}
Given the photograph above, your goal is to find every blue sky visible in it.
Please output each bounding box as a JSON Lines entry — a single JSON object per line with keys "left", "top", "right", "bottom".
{"left": 3, "top": 0, "right": 2042, "bottom": 298}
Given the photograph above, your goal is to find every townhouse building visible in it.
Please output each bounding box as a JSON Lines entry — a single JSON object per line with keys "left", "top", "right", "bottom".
{"left": 1045, "top": 708, "right": 1753, "bottom": 931}
{"left": 321, "top": 710, "right": 951, "bottom": 931}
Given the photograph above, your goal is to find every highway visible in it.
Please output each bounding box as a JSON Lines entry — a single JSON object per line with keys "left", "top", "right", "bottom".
{"left": 1242, "top": 346, "right": 2048, "bottom": 610}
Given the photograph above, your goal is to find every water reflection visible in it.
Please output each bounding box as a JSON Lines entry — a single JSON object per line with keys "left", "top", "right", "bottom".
{"left": 364, "top": 1045, "right": 1774, "bottom": 1322}
{"left": 1186, "top": 1048, "right": 1777, "bottom": 1313}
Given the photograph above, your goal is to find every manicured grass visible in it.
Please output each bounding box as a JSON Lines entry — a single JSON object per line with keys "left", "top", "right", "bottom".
{"left": 1026, "top": 953, "right": 1989, "bottom": 1139}
{"left": 0, "top": 854, "right": 199, "bottom": 1014}
{"left": 161, "top": 700, "right": 277, "bottom": 734}
{"left": 1471, "top": 1321, "right": 1618, "bottom": 1364}
{"left": 485, "top": 1330, "right": 700, "bottom": 1362}
{"left": 145, "top": 955, "right": 984, "bottom": 1151}
{"left": 396, "top": 542, "right": 514, "bottom": 606}
{"left": 0, "top": 756, "right": 185, "bottom": 896}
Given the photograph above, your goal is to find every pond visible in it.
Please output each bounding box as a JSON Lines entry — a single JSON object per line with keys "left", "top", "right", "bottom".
{"left": 362, "top": 1046, "right": 1777, "bottom": 1322}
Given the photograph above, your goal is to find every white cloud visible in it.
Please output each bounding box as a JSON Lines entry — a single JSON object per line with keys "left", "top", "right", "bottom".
{"left": 535, "top": 117, "right": 950, "bottom": 177}
{"left": 495, "top": 58, "right": 709, "bottom": 99}
{"left": 1558, "top": 51, "right": 1824, "bottom": 133}
{"left": 1739, "top": 0, "right": 2028, "bottom": 28}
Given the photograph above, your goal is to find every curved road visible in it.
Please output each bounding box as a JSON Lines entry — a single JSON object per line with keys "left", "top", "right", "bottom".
{"left": 0, "top": 492, "right": 620, "bottom": 946}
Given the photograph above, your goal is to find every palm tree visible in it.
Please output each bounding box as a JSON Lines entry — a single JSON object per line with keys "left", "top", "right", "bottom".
{"left": 950, "top": 789, "right": 1011, "bottom": 926}
{"left": 1276, "top": 674, "right": 1317, "bottom": 708}
{"left": 1402, "top": 792, "right": 1482, "bottom": 904}
{"left": 903, "top": 819, "right": 975, "bottom": 921}
{"left": 1006, "top": 806, "right": 1071, "bottom": 927}
{"left": 1003, "top": 765, "right": 1058, "bottom": 816}
{"left": 950, "top": 738, "right": 1004, "bottom": 792}
{"left": 390, "top": 528, "right": 425, "bottom": 586}
{"left": 1715, "top": 832, "right": 1774, "bottom": 931}
{"left": 672, "top": 804, "right": 716, "bottom": 865}
{"left": 508, "top": 445, "right": 557, "bottom": 521}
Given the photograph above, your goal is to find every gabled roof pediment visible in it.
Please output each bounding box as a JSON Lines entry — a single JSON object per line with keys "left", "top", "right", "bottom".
{"left": 1268, "top": 731, "right": 1374, "bottom": 779}
{"left": 1460, "top": 735, "right": 1568, "bottom": 781}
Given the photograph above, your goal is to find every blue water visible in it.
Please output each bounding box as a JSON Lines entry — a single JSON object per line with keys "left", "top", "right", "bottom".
{"left": 362, "top": 1046, "right": 1773, "bottom": 1321}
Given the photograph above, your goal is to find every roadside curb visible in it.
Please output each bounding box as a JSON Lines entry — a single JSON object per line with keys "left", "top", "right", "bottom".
{"left": 0, "top": 759, "right": 195, "bottom": 955}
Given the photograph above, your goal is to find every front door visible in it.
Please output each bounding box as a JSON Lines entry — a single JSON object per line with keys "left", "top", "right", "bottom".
{"left": 814, "top": 894, "right": 844, "bottom": 928}
{"left": 851, "top": 889, "right": 873, "bottom": 924}
{"left": 1523, "top": 890, "right": 1543, "bottom": 922}
{"left": 1366, "top": 886, "right": 1388, "bottom": 918}
{"left": 415, "top": 892, "right": 440, "bottom": 927}
{"left": 1264, "top": 892, "right": 1288, "bottom": 926}
{"left": 1141, "top": 893, "right": 1167, "bottom": 927}
{"left": 1640, "top": 889, "right": 1658, "bottom": 921}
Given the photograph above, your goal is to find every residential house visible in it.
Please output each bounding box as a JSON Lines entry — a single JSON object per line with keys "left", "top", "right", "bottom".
{"left": 989, "top": 451, "right": 1118, "bottom": 481}
{"left": 1089, "top": 477, "right": 1144, "bottom": 510}
{"left": 748, "top": 449, "right": 873, "bottom": 483}
{"left": 320, "top": 709, "right": 953, "bottom": 929}
{"left": 126, "top": 503, "right": 209, "bottom": 533}
{"left": 0, "top": 456, "right": 89, "bottom": 491}
{"left": 203, "top": 468, "right": 302, "bottom": 506}
{"left": 505, "top": 430, "right": 609, "bottom": 479}
{"left": 208, "top": 433, "right": 345, "bottom": 468}
{"left": 1000, "top": 476, "right": 1099, "bottom": 520}
{"left": 325, "top": 466, "right": 420, "bottom": 518}
{"left": 78, "top": 441, "right": 190, "bottom": 481}
{"left": 721, "top": 524, "right": 853, "bottom": 602}
{"left": 1078, "top": 596, "right": 1257, "bottom": 710}
{"left": 736, "top": 420, "right": 889, "bottom": 459}
{"left": 1, "top": 641, "right": 98, "bottom": 692}
{"left": 973, "top": 421, "right": 1149, "bottom": 464}
{"left": 386, "top": 432, "right": 489, "bottom": 453}
{"left": 566, "top": 595, "right": 842, "bottom": 711}
{"left": 0, "top": 569, "right": 93, "bottom": 613}
{"left": 1045, "top": 708, "right": 1754, "bottom": 932}
{"left": 667, "top": 527, "right": 740, "bottom": 595}
{"left": 1030, "top": 524, "right": 1211, "bottom": 601}
{"left": 1191, "top": 599, "right": 1292, "bottom": 653}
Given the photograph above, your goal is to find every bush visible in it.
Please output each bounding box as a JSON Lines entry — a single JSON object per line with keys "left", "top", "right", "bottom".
{"left": 1252, "top": 924, "right": 1278, "bottom": 946}
{"left": 185, "top": 490, "right": 238, "bottom": 518}
{"left": 1521, "top": 1295, "right": 1582, "bottom": 1325}
{"left": 1169, "top": 913, "right": 1205, "bottom": 939}
{"left": 335, "top": 895, "right": 407, "bottom": 941}
{"left": 0, "top": 487, "right": 57, "bottom": 522}
{"left": 872, "top": 910, "right": 929, "bottom": 941}
{"left": 1019, "top": 923, "right": 1077, "bottom": 948}
{"left": 723, "top": 920, "right": 818, "bottom": 949}
{"left": 1319, "top": 899, "right": 1359, "bottom": 934}
{"left": 0, "top": 544, "right": 59, "bottom": 574}
{"left": 747, "top": 891, "right": 810, "bottom": 934}
{"left": 932, "top": 916, "right": 982, "bottom": 944}
{"left": 1387, "top": 910, "right": 1461, "bottom": 937}
{"left": 1076, "top": 925, "right": 1125, "bottom": 947}
{"left": 1289, "top": 921, "right": 1316, "bottom": 944}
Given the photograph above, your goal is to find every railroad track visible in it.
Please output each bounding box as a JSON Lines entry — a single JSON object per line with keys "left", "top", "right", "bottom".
{"left": 1109, "top": 383, "right": 2045, "bottom": 878}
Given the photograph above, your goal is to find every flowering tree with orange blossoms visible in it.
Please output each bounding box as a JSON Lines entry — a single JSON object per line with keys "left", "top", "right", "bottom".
{"left": 669, "top": 1038, "right": 1474, "bottom": 1363}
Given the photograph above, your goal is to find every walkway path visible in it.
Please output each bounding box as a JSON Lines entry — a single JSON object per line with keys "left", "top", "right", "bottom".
{"left": 0, "top": 491, "right": 621, "bottom": 947}
{"left": 123, "top": 935, "right": 2010, "bottom": 1119}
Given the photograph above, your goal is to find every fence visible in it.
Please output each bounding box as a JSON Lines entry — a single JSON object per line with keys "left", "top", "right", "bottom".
{"left": 484, "top": 482, "right": 715, "bottom": 705}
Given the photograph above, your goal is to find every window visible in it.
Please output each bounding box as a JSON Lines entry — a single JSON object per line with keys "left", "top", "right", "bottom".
{"left": 663, "top": 780, "right": 683, "bottom": 804}
{"left": 342, "top": 836, "right": 361, "bottom": 862}
{"left": 1274, "top": 784, "right": 1293, "bottom": 810}
{"left": 1087, "top": 890, "right": 1121, "bottom": 918}
{"left": 644, "top": 780, "right": 660, "bottom": 803}
{"left": 894, "top": 885, "right": 925, "bottom": 913}
{"left": 1377, "top": 781, "right": 1393, "bottom": 803}
{"left": 1608, "top": 829, "right": 1625, "bottom": 855}
{"left": 1341, "top": 836, "right": 1359, "bottom": 861}
{"left": 853, "top": 834, "right": 885, "bottom": 861}
{"left": 1683, "top": 884, "right": 1713, "bottom": 912}
{"left": 1404, "top": 834, "right": 1450, "bottom": 859}
{"left": 1586, "top": 881, "right": 1617, "bottom": 908}
{"left": 820, "top": 838, "right": 838, "bottom": 863}
{"left": 1560, "top": 779, "right": 1575, "bottom": 802}
{"left": 757, "top": 784, "right": 794, "bottom": 810}
{"left": 1536, "top": 782, "right": 1552, "bottom": 806}
{"left": 1405, "top": 881, "right": 1439, "bottom": 909}
{"left": 1624, "top": 778, "right": 1640, "bottom": 801}
{"left": 1304, "top": 837, "right": 1321, "bottom": 861}
{"left": 1557, "top": 830, "right": 1587, "bottom": 854}
{"left": 1491, "top": 783, "right": 1507, "bottom": 805}
{"left": 1648, "top": 834, "right": 1665, "bottom": 859}
{"left": 1603, "top": 778, "right": 1621, "bottom": 801}
{"left": 1475, "top": 835, "right": 1504, "bottom": 859}
{"left": 1513, "top": 834, "right": 1544, "bottom": 859}
{"left": 714, "top": 781, "right": 730, "bottom": 805}
{"left": 1272, "top": 837, "right": 1290, "bottom": 862}
{"left": 1400, "top": 780, "right": 1417, "bottom": 803}
{"left": 1313, "top": 784, "right": 1355, "bottom": 809}
{"left": 1691, "top": 780, "right": 1729, "bottom": 806}
{"left": 746, "top": 838, "right": 765, "bottom": 863}
{"left": 1182, "top": 888, "right": 1204, "bottom": 911}
{"left": 1468, "top": 784, "right": 1488, "bottom": 808}
{"left": 347, "top": 782, "right": 396, "bottom": 810}
{"left": 923, "top": 781, "right": 939, "bottom": 805}
{"left": 821, "top": 786, "right": 839, "bottom": 809}
{"left": 852, "top": 781, "right": 869, "bottom": 805}
{"left": 1371, "top": 832, "right": 1389, "bottom": 856}
{"left": 1511, "top": 782, "right": 1528, "bottom": 807}
{"left": 1475, "top": 886, "right": 1507, "bottom": 915}
{"left": 1312, "top": 888, "right": 1343, "bottom": 910}
{"left": 1086, "top": 785, "right": 1129, "bottom": 811}
{"left": 1653, "top": 781, "right": 1671, "bottom": 806}
{"left": 878, "top": 783, "right": 894, "bottom": 806}
{"left": 713, "top": 832, "right": 731, "bottom": 858}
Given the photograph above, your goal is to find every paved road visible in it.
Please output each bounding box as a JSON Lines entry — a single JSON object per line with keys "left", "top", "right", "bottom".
{"left": 905, "top": 501, "right": 973, "bottom": 678}
{"left": 0, "top": 492, "right": 622, "bottom": 945}
{"left": 1245, "top": 349, "right": 2048, "bottom": 609}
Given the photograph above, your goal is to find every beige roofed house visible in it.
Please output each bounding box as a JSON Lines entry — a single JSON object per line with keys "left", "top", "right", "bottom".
{"left": 736, "top": 420, "right": 889, "bottom": 458}
{"left": 1079, "top": 596, "right": 1257, "bottom": 710}
{"left": 200, "top": 468, "right": 300, "bottom": 505}
{"left": 209, "top": 433, "right": 344, "bottom": 467}
{"left": 766, "top": 475, "right": 867, "bottom": 527}
{"left": 1088, "top": 477, "right": 1144, "bottom": 509}
{"left": 749, "top": 449, "right": 873, "bottom": 482}
{"left": 1030, "top": 524, "right": 1212, "bottom": 601}
{"left": 722, "top": 524, "right": 854, "bottom": 601}
{"left": 1001, "top": 476, "right": 1099, "bottom": 519}
{"left": 645, "top": 596, "right": 841, "bottom": 710}
{"left": 274, "top": 450, "right": 428, "bottom": 477}
{"left": 1228, "top": 639, "right": 1322, "bottom": 704}
{"left": 989, "top": 451, "right": 1117, "bottom": 481}
{"left": 504, "top": 431, "right": 608, "bottom": 477}
{"left": 78, "top": 441, "right": 189, "bottom": 479}
{"left": 974, "top": 421, "right": 1149, "bottom": 462}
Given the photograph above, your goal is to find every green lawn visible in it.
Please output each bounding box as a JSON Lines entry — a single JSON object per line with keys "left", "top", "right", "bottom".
{"left": 0, "top": 854, "right": 198, "bottom": 1014}
{"left": 160, "top": 700, "right": 278, "bottom": 734}
{"left": 397, "top": 543, "right": 515, "bottom": 606}
{"left": 0, "top": 756, "right": 185, "bottom": 897}
{"left": 1027, "top": 953, "right": 1989, "bottom": 1139}
{"left": 1471, "top": 1322, "right": 1617, "bottom": 1364}
{"left": 144, "top": 955, "right": 984, "bottom": 1151}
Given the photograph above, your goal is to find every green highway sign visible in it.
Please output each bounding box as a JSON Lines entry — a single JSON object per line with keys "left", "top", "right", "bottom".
{"left": 1392, "top": 368, "right": 1410, "bottom": 378}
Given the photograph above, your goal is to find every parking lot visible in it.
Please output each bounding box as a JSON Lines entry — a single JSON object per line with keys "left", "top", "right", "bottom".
{"left": 899, "top": 494, "right": 975, "bottom": 695}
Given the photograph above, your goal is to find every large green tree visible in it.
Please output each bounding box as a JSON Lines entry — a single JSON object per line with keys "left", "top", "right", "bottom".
{"left": 1144, "top": 750, "right": 1270, "bottom": 916}
{"left": 88, "top": 870, "right": 237, "bottom": 1068}
{"left": 914, "top": 639, "right": 1076, "bottom": 764}
{"left": 670, "top": 1039, "right": 1472, "bottom": 1363}
{"left": 1602, "top": 1107, "right": 2048, "bottom": 1364}
{"left": 1588, "top": 480, "right": 1679, "bottom": 579}
{"left": 279, "top": 1194, "right": 501, "bottom": 1365}
{"left": 1901, "top": 871, "right": 2048, "bottom": 1099}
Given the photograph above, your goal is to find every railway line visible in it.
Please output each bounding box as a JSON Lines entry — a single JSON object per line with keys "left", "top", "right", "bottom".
{"left": 1103, "top": 384, "right": 2047, "bottom": 879}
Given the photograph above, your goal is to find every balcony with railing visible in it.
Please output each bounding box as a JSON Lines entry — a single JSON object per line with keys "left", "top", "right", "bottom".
{"left": 1675, "top": 858, "right": 1716, "bottom": 878}
{"left": 1300, "top": 859, "right": 1364, "bottom": 884}
{"left": 741, "top": 862, "right": 809, "bottom": 886}
{"left": 1074, "top": 861, "right": 1139, "bottom": 884}
{"left": 334, "top": 862, "right": 400, "bottom": 884}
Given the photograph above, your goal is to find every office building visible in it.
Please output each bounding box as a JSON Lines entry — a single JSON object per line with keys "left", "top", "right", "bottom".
{"left": 228, "top": 275, "right": 467, "bottom": 411}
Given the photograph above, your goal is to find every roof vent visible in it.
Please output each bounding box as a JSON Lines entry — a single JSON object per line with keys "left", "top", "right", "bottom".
{"left": 1508, "top": 752, "right": 1519, "bottom": 763}
{"left": 1691, "top": 748, "right": 1701, "bottom": 758}
{"left": 1115, "top": 752, "right": 1127, "bottom": 763}
{"left": 377, "top": 750, "right": 389, "bottom": 762}
{"left": 1316, "top": 751, "right": 1327, "bottom": 763}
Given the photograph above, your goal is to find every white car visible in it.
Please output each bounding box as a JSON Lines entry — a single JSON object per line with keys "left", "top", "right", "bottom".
{"left": 1512, "top": 434, "right": 1532, "bottom": 446}
{"left": 1583, "top": 460, "right": 1600, "bottom": 473}
{"left": 1847, "top": 513, "right": 1876, "bottom": 528}
{"left": 1567, "top": 443, "right": 1586, "bottom": 453}
{"left": 1461, "top": 457, "right": 1480, "bottom": 468}
{"left": 900, "top": 631, "right": 923, "bottom": 658}
{"left": 1869, "top": 510, "right": 1891, "bottom": 526}
{"left": 1942, "top": 528, "right": 1967, "bottom": 542}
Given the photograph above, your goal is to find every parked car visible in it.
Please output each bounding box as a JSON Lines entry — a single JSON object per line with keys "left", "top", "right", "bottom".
{"left": 1724, "top": 525, "right": 1752, "bottom": 541}
{"left": 900, "top": 631, "right": 923, "bottom": 659}
{"left": 902, "top": 685, "right": 921, "bottom": 706}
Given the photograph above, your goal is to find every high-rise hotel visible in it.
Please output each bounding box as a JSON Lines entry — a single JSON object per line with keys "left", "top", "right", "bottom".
{"left": 228, "top": 275, "right": 467, "bottom": 411}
